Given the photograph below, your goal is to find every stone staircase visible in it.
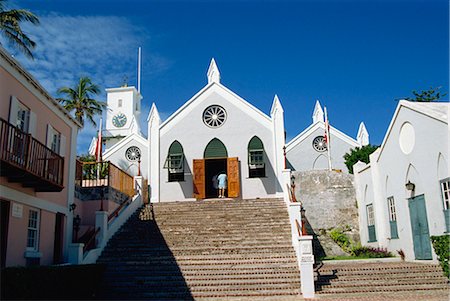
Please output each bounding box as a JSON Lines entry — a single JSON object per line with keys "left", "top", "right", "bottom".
{"left": 315, "top": 260, "right": 449, "bottom": 298}
{"left": 97, "top": 198, "right": 301, "bottom": 299}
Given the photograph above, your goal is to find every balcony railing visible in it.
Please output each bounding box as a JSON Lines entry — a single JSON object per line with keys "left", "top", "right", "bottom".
{"left": 75, "top": 160, "right": 134, "bottom": 197}
{"left": 0, "top": 118, "right": 64, "bottom": 192}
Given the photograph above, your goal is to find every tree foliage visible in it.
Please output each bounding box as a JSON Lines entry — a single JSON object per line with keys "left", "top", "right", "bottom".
{"left": 57, "top": 77, "right": 106, "bottom": 127}
{"left": 405, "top": 87, "right": 447, "bottom": 102}
{"left": 343, "top": 144, "right": 379, "bottom": 174}
{"left": 0, "top": 0, "right": 39, "bottom": 59}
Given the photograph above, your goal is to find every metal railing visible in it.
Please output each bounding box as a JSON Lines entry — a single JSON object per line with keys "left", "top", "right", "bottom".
{"left": 0, "top": 117, "right": 64, "bottom": 188}
{"left": 75, "top": 160, "right": 134, "bottom": 197}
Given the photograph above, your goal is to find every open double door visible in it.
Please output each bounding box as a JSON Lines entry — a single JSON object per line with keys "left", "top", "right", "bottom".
{"left": 193, "top": 157, "right": 240, "bottom": 199}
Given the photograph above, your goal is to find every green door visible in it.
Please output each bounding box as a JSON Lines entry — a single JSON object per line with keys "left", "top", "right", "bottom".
{"left": 408, "top": 195, "right": 432, "bottom": 260}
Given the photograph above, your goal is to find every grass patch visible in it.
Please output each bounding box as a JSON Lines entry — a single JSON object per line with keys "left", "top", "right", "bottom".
{"left": 1, "top": 263, "right": 106, "bottom": 300}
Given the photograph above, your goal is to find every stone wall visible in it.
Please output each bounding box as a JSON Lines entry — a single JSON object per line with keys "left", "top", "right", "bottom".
{"left": 292, "top": 170, "right": 359, "bottom": 257}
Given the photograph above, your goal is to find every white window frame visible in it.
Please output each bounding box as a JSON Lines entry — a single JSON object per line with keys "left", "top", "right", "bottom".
{"left": 367, "top": 204, "right": 375, "bottom": 226}
{"left": 16, "top": 102, "right": 30, "bottom": 132}
{"left": 387, "top": 196, "right": 397, "bottom": 222}
{"left": 26, "top": 209, "right": 40, "bottom": 251}
{"left": 51, "top": 130, "right": 61, "bottom": 154}
{"left": 441, "top": 178, "right": 450, "bottom": 210}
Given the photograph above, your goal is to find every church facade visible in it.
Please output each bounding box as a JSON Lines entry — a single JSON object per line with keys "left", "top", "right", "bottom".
{"left": 147, "top": 59, "right": 285, "bottom": 202}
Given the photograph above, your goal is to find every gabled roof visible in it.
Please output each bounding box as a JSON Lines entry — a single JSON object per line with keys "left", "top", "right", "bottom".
{"left": 286, "top": 120, "right": 359, "bottom": 152}
{"left": 0, "top": 46, "right": 81, "bottom": 128}
{"left": 103, "top": 132, "right": 148, "bottom": 159}
{"left": 159, "top": 81, "right": 272, "bottom": 132}
{"left": 375, "top": 100, "right": 448, "bottom": 162}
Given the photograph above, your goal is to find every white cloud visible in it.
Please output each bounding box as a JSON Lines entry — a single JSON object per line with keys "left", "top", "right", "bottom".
{"left": 1, "top": 13, "right": 171, "bottom": 154}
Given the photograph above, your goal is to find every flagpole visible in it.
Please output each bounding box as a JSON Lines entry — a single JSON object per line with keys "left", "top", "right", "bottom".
{"left": 324, "top": 107, "right": 332, "bottom": 171}
{"left": 96, "top": 118, "right": 103, "bottom": 182}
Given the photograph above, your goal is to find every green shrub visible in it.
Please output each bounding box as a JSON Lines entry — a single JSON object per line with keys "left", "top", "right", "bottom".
{"left": 329, "top": 227, "right": 352, "bottom": 252}
{"left": 430, "top": 235, "right": 450, "bottom": 279}
{"left": 1, "top": 264, "right": 106, "bottom": 299}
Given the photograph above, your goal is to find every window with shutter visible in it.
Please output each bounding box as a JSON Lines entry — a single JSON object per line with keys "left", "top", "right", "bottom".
{"left": 248, "top": 136, "right": 265, "bottom": 178}
{"left": 164, "top": 141, "right": 185, "bottom": 182}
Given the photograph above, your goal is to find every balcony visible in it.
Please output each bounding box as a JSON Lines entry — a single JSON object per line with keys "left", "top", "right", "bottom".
{"left": 0, "top": 118, "right": 64, "bottom": 192}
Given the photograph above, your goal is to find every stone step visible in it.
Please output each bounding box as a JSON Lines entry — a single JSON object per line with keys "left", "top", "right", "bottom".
{"left": 316, "top": 283, "right": 450, "bottom": 294}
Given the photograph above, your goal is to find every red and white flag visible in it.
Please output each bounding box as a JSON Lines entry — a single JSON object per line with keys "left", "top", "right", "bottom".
{"left": 94, "top": 118, "right": 102, "bottom": 162}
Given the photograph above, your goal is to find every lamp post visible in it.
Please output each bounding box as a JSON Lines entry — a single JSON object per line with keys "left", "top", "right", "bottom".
{"left": 73, "top": 214, "right": 81, "bottom": 242}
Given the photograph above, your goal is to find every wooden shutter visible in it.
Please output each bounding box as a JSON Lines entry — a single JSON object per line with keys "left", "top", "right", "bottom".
{"left": 193, "top": 159, "right": 205, "bottom": 199}
{"left": 59, "top": 134, "right": 66, "bottom": 157}
{"left": 9, "top": 96, "right": 19, "bottom": 125}
{"left": 227, "top": 157, "right": 240, "bottom": 198}
{"left": 29, "top": 111, "right": 37, "bottom": 137}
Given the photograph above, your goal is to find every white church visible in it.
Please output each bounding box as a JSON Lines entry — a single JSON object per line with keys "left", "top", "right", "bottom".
{"left": 93, "top": 59, "right": 369, "bottom": 202}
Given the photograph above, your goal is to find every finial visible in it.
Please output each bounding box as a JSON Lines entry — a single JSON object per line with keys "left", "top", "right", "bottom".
{"left": 313, "top": 100, "right": 324, "bottom": 123}
{"left": 207, "top": 58, "right": 220, "bottom": 84}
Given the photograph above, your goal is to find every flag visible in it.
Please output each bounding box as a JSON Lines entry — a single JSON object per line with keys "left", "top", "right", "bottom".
{"left": 324, "top": 108, "right": 330, "bottom": 145}
{"left": 95, "top": 118, "right": 102, "bottom": 162}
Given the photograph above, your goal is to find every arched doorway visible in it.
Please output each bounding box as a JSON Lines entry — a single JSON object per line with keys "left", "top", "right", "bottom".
{"left": 193, "top": 138, "right": 240, "bottom": 199}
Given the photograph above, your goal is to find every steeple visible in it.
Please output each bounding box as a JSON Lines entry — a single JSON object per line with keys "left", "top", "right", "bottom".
{"left": 357, "top": 122, "right": 370, "bottom": 146}
{"left": 207, "top": 58, "right": 220, "bottom": 84}
{"left": 312, "top": 100, "right": 324, "bottom": 123}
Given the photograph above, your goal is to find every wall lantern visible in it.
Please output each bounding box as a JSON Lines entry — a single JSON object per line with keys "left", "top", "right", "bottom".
{"left": 69, "top": 203, "right": 77, "bottom": 212}
{"left": 405, "top": 180, "right": 415, "bottom": 191}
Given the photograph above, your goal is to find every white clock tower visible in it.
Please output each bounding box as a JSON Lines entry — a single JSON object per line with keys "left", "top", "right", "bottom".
{"left": 103, "top": 85, "right": 143, "bottom": 151}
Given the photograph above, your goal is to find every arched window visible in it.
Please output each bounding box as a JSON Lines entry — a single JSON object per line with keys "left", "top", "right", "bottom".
{"left": 248, "top": 136, "right": 265, "bottom": 178}
{"left": 204, "top": 138, "right": 228, "bottom": 158}
{"left": 164, "top": 141, "right": 184, "bottom": 182}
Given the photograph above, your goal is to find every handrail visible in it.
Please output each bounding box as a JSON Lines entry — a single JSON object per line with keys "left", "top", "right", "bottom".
{"left": 108, "top": 197, "right": 132, "bottom": 223}
{"left": 83, "top": 227, "right": 100, "bottom": 253}
{"left": 0, "top": 117, "right": 64, "bottom": 187}
{"left": 295, "top": 219, "right": 302, "bottom": 237}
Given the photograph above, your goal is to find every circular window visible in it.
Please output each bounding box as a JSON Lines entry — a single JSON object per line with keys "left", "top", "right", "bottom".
{"left": 203, "top": 105, "right": 227, "bottom": 128}
{"left": 125, "top": 146, "right": 141, "bottom": 161}
{"left": 312, "top": 136, "right": 327, "bottom": 152}
{"left": 399, "top": 122, "right": 415, "bottom": 155}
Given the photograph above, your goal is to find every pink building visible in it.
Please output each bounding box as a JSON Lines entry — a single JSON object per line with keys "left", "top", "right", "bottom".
{"left": 0, "top": 46, "right": 80, "bottom": 267}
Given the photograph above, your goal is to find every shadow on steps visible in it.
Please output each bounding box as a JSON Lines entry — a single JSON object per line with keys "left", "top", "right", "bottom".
{"left": 96, "top": 210, "right": 194, "bottom": 300}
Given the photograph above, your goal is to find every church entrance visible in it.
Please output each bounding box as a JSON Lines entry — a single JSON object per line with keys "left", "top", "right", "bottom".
{"left": 193, "top": 138, "right": 240, "bottom": 199}
{"left": 205, "top": 158, "right": 227, "bottom": 198}
{"left": 193, "top": 157, "right": 240, "bottom": 199}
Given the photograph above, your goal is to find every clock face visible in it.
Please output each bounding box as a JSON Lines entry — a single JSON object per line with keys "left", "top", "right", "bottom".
{"left": 112, "top": 113, "right": 127, "bottom": 128}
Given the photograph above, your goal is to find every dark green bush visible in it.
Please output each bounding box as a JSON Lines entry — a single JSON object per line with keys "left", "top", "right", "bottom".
{"left": 430, "top": 235, "right": 450, "bottom": 279}
{"left": 1, "top": 264, "right": 106, "bottom": 300}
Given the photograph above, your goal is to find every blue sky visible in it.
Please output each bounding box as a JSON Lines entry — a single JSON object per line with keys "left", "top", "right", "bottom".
{"left": 2, "top": 0, "right": 449, "bottom": 154}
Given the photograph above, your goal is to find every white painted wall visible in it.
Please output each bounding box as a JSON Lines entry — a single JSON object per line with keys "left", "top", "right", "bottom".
{"left": 157, "top": 84, "right": 281, "bottom": 202}
{"left": 287, "top": 124, "right": 358, "bottom": 173}
{"left": 354, "top": 102, "right": 449, "bottom": 261}
{"left": 103, "top": 135, "right": 149, "bottom": 178}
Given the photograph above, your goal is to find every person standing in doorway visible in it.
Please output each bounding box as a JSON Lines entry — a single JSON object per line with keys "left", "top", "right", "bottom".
{"left": 217, "top": 171, "right": 227, "bottom": 198}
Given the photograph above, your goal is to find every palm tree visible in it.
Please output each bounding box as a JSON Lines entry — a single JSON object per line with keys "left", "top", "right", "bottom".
{"left": 57, "top": 77, "right": 107, "bottom": 127}
{"left": 0, "top": 0, "right": 39, "bottom": 59}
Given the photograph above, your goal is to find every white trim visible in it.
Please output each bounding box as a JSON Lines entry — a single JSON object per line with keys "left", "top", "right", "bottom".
{"left": 160, "top": 82, "right": 272, "bottom": 133}
{"left": 103, "top": 132, "right": 148, "bottom": 159}
{"left": 286, "top": 121, "right": 359, "bottom": 152}
{"left": 26, "top": 209, "right": 40, "bottom": 251}
{"left": 0, "top": 185, "right": 68, "bottom": 214}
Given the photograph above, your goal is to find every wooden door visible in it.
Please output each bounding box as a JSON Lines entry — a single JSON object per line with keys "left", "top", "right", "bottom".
{"left": 409, "top": 195, "right": 432, "bottom": 260}
{"left": 227, "top": 157, "right": 240, "bottom": 198}
{"left": 193, "top": 159, "right": 205, "bottom": 199}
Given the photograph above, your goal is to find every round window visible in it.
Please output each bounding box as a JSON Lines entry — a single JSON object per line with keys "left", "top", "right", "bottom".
{"left": 312, "top": 136, "right": 327, "bottom": 152}
{"left": 125, "top": 146, "right": 141, "bottom": 161}
{"left": 203, "top": 105, "right": 227, "bottom": 128}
